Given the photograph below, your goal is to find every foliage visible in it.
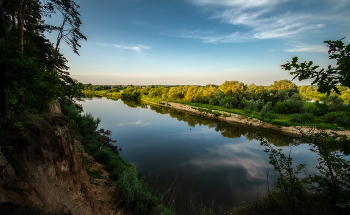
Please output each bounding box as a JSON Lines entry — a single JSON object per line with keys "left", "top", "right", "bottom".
{"left": 263, "top": 111, "right": 279, "bottom": 120}
{"left": 213, "top": 111, "right": 222, "bottom": 117}
{"left": 323, "top": 95, "right": 346, "bottom": 112}
{"left": 271, "top": 120, "right": 291, "bottom": 127}
{"left": 323, "top": 112, "right": 341, "bottom": 123}
{"left": 260, "top": 137, "right": 307, "bottom": 214}
{"left": 281, "top": 38, "right": 350, "bottom": 95}
{"left": 290, "top": 113, "right": 315, "bottom": 124}
{"left": 86, "top": 80, "right": 350, "bottom": 131}
{"left": 335, "top": 115, "right": 350, "bottom": 128}
{"left": 260, "top": 102, "right": 273, "bottom": 116}
{"left": 0, "top": 0, "right": 85, "bottom": 115}
{"left": 274, "top": 101, "right": 292, "bottom": 114}
{"left": 260, "top": 130, "right": 350, "bottom": 214}
{"left": 302, "top": 102, "right": 328, "bottom": 116}
{"left": 120, "top": 85, "right": 141, "bottom": 99}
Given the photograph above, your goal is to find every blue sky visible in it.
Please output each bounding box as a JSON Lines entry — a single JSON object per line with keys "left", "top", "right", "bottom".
{"left": 45, "top": 0, "right": 350, "bottom": 86}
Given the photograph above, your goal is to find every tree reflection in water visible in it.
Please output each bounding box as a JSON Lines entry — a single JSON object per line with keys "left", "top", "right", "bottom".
{"left": 140, "top": 102, "right": 297, "bottom": 147}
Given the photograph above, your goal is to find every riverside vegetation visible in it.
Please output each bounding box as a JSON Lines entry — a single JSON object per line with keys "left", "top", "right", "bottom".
{"left": 83, "top": 79, "right": 350, "bottom": 131}
{"left": 0, "top": 0, "right": 349, "bottom": 212}
{"left": 83, "top": 39, "right": 350, "bottom": 214}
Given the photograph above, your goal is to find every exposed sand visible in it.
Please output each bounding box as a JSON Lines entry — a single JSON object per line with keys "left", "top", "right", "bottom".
{"left": 142, "top": 100, "right": 350, "bottom": 137}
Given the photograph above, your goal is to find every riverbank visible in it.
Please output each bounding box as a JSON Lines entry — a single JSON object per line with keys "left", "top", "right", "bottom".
{"left": 142, "top": 100, "right": 350, "bottom": 137}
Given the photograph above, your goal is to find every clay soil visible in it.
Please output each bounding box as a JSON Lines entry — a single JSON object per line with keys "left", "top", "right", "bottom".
{"left": 74, "top": 140, "right": 127, "bottom": 215}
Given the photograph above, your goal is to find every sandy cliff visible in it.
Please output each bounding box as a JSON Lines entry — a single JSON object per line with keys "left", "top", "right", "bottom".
{"left": 0, "top": 114, "right": 119, "bottom": 215}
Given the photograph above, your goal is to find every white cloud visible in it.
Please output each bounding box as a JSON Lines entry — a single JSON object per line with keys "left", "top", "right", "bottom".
{"left": 191, "top": 0, "right": 284, "bottom": 8}
{"left": 113, "top": 44, "right": 150, "bottom": 53}
{"left": 284, "top": 43, "right": 328, "bottom": 53}
{"left": 187, "top": 0, "right": 345, "bottom": 42}
{"left": 180, "top": 30, "right": 251, "bottom": 43}
{"left": 118, "top": 120, "right": 151, "bottom": 126}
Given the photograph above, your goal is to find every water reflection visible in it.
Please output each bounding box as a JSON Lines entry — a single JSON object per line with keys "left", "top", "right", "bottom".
{"left": 141, "top": 101, "right": 296, "bottom": 146}
{"left": 80, "top": 98, "right": 311, "bottom": 214}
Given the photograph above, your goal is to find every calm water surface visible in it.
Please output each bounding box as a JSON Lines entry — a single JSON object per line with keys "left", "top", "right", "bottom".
{"left": 80, "top": 97, "right": 317, "bottom": 213}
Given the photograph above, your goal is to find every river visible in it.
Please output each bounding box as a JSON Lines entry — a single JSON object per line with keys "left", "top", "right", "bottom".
{"left": 80, "top": 97, "right": 317, "bottom": 213}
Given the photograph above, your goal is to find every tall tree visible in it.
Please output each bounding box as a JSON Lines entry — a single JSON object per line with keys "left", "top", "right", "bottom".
{"left": 0, "top": 0, "right": 86, "bottom": 114}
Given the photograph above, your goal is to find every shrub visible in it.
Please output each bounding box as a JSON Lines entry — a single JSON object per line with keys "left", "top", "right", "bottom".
{"left": 271, "top": 120, "right": 291, "bottom": 127}
{"left": 302, "top": 102, "right": 328, "bottom": 116}
{"left": 223, "top": 113, "right": 231, "bottom": 117}
{"left": 290, "top": 113, "right": 315, "bottom": 124}
{"left": 213, "top": 111, "right": 222, "bottom": 117}
{"left": 335, "top": 115, "right": 350, "bottom": 128}
{"left": 285, "top": 93, "right": 304, "bottom": 113}
{"left": 316, "top": 123, "right": 339, "bottom": 130}
{"left": 274, "top": 101, "right": 292, "bottom": 114}
{"left": 323, "top": 112, "right": 340, "bottom": 123}
{"left": 264, "top": 111, "right": 279, "bottom": 119}
{"left": 94, "top": 149, "right": 112, "bottom": 165}
{"left": 323, "top": 95, "right": 345, "bottom": 112}
{"left": 260, "top": 101, "right": 273, "bottom": 116}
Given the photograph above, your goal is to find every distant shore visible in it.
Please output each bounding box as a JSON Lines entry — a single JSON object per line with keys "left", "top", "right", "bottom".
{"left": 142, "top": 100, "right": 350, "bottom": 138}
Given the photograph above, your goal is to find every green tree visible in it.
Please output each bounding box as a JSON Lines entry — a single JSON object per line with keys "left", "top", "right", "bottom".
{"left": 281, "top": 38, "right": 350, "bottom": 95}
{"left": 0, "top": 0, "right": 85, "bottom": 114}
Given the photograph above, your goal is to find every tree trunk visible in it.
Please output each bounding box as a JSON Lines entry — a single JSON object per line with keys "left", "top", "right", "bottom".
{"left": 0, "top": 0, "right": 8, "bottom": 113}
{"left": 17, "top": 0, "right": 27, "bottom": 111}
{"left": 17, "top": 0, "right": 26, "bottom": 52}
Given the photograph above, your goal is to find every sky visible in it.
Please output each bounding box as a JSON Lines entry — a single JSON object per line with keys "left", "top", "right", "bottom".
{"left": 45, "top": 0, "right": 350, "bottom": 86}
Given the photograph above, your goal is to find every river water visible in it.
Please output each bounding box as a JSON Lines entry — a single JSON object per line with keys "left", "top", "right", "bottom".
{"left": 80, "top": 97, "right": 317, "bottom": 213}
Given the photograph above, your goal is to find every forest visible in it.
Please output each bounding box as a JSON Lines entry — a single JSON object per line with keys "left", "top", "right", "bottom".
{"left": 83, "top": 79, "right": 350, "bottom": 130}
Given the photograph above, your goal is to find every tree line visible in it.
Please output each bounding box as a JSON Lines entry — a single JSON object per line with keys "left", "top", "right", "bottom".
{"left": 84, "top": 79, "right": 350, "bottom": 129}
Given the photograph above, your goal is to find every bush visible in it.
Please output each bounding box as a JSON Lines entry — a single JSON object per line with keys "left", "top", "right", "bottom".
{"left": 260, "top": 101, "right": 273, "bottom": 116}
{"left": 323, "top": 95, "right": 345, "bottom": 112}
{"left": 213, "top": 111, "right": 222, "bottom": 117}
{"left": 323, "top": 112, "right": 340, "bottom": 123}
{"left": 316, "top": 123, "right": 339, "bottom": 130}
{"left": 244, "top": 109, "right": 253, "bottom": 115}
{"left": 274, "top": 101, "right": 292, "bottom": 114}
{"left": 335, "top": 115, "right": 350, "bottom": 128}
{"left": 271, "top": 120, "right": 291, "bottom": 127}
{"left": 285, "top": 93, "right": 304, "bottom": 113}
{"left": 290, "top": 113, "right": 315, "bottom": 124}
{"left": 264, "top": 111, "right": 279, "bottom": 119}
{"left": 302, "top": 102, "right": 328, "bottom": 116}
{"left": 94, "top": 149, "right": 112, "bottom": 165}
{"left": 240, "top": 98, "right": 265, "bottom": 112}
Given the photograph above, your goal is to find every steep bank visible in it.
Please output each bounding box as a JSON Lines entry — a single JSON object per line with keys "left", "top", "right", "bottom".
{"left": 0, "top": 114, "right": 121, "bottom": 215}
{"left": 142, "top": 100, "right": 350, "bottom": 137}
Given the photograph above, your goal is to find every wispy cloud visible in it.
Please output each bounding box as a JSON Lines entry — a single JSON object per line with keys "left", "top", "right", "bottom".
{"left": 191, "top": 0, "right": 285, "bottom": 8}
{"left": 180, "top": 30, "right": 251, "bottom": 43}
{"left": 284, "top": 43, "right": 328, "bottom": 53}
{"left": 117, "top": 120, "right": 151, "bottom": 126}
{"left": 188, "top": 0, "right": 347, "bottom": 43}
{"left": 113, "top": 44, "right": 150, "bottom": 53}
